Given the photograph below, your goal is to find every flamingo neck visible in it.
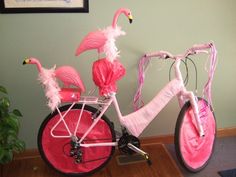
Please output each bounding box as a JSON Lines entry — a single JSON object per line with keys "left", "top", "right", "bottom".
{"left": 112, "top": 8, "right": 125, "bottom": 28}
{"left": 34, "top": 60, "right": 43, "bottom": 73}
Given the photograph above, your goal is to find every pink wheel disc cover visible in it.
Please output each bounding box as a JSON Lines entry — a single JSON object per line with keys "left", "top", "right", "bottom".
{"left": 41, "top": 109, "right": 113, "bottom": 173}
{"left": 180, "top": 100, "right": 215, "bottom": 169}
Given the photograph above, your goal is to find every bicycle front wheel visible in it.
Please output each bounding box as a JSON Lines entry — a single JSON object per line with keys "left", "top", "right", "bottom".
{"left": 174, "top": 97, "right": 216, "bottom": 172}
{"left": 38, "top": 104, "right": 116, "bottom": 176}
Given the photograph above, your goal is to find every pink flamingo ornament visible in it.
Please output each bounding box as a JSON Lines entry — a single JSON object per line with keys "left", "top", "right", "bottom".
{"left": 23, "top": 58, "right": 85, "bottom": 92}
{"left": 75, "top": 8, "right": 133, "bottom": 62}
{"left": 23, "top": 57, "right": 85, "bottom": 111}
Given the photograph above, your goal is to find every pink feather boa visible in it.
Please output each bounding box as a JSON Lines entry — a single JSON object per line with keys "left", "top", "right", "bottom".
{"left": 102, "top": 26, "right": 125, "bottom": 62}
{"left": 38, "top": 66, "right": 61, "bottom": 111}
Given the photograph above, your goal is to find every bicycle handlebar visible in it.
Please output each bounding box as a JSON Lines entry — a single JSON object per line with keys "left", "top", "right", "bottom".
{"left": 189, "top": 42, "right": 213, "bottom": 52}
{"left": 135, "top": 42, "right": 217, "bottom": 111}
{"left": 144, "top": 42, "right": 213, "bottom": 60}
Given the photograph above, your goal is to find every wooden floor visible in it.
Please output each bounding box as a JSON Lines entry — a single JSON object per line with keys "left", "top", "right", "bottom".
{"left": 1, "top": 144, "right": 183, "bottom": 177}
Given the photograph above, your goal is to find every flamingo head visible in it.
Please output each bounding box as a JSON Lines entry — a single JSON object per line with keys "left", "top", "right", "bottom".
{"left": 23, "top": 57, "right": 39, "bottom": 65}
{"left": 112, "top": 8, "right": 133, "bottom": 28}
{"left": 120, "top": 8, "right": 133, "bottom": 24}
{"left": 127, "top": 10, "right": 133, "bottom": 24}
{"left": 23, "top": 57, "right": 42, "bottom": 72}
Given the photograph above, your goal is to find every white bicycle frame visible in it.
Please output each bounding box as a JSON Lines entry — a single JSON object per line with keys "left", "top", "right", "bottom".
{"left": 50, "top": 43, "right": 216, "bottom": 148}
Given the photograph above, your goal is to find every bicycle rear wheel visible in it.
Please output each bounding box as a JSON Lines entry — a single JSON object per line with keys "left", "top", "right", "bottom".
{"left": 174, "top": 97, "right": 216, "bottom": 172}
{"left": 38, "top": 104, "right": 116, "bottom": 176}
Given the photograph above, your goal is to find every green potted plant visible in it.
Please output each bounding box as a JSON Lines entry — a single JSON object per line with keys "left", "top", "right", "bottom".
{"left": 0, "top": 85, "right": 25, "bottom": 165}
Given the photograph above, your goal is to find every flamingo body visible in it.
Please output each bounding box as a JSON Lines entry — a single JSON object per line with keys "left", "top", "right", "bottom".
{"left": 75, "top": 30, "right": 106, "bottom": 57}
{"left": 75, "top": 8, "right": 132, "bottom": 61}
{"left": 55, "top": 66, "right": 85, "bottom": 92}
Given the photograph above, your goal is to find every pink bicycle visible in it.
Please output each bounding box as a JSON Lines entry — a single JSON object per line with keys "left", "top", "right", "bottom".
{"left": 23, "top": 42, "right": 217, "bottom": 176}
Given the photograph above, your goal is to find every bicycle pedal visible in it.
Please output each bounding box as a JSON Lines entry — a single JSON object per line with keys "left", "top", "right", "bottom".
{"left": 147, "top": 159, "right": 152, "bottom": 166}
{"left": 144, "top": 154, "right": 152, "bottom": 166}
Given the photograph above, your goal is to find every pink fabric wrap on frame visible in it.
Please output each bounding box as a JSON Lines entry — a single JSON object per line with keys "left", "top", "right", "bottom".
{"left": 92, "top": 58, "right": 126, "bottom": 96}
{"left": 121, "top": 78, "right": 183, "bottom": 137}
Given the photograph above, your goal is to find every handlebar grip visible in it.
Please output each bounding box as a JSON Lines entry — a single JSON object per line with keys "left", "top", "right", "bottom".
{"left": 190, "top": 42, "right": 213, "bottom": 51}
{"left": 186, "top": 43, "right": 214, "bottom": 57}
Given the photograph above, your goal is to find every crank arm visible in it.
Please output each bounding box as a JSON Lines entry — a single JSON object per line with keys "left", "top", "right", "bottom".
{"left": 127, "top": 143, "right": 152, "bottom": 165}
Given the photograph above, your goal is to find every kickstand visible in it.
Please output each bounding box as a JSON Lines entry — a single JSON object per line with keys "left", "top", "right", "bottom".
{"left": 127, "top": 143, "right": 152, "bottom": 166}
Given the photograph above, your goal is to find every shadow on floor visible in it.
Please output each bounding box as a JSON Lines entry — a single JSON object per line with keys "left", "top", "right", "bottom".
{"left": 166, "top": 136, "right": 236, "bottom": 177}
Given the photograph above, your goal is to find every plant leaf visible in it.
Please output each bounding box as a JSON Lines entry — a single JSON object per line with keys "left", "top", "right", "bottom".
{"left": 0, "top": 86, "right": 7, "bottom": 94}
{"left": 0, "top": 97, "right": 10, "bottom": 109}
{"left": 7, "top": 133, "right": 17, "bottom": 146}
{"left": 0, "top": 146, "right": 4, "bottom": 160}
{"left": 7, "top": 129, "right": 18, "bottom": 137}
{"left": 4, "top": 116, "right": 20, "bottom": 133}
{"left": 13, "top": 140, "right": 25, "bottom": 153}
{"left": 0, "top": 150, "right": 13, "bottom": 164}
{"left": 12, "top": 109, "right": 23, "bottom": 117}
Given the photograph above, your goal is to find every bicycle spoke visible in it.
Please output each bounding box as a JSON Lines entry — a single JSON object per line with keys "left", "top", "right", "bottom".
{"left": 83, "top": 138, "right": 113, "bottom": 142}
{"left": 82, "top": 156, "right": 110, "bottom": 164}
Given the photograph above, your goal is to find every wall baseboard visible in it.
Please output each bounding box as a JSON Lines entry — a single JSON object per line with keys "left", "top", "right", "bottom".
{"left": 14, "top": 149, "right": 40, "bottom": 160}
{"left": 14, "top": 127, "right": 236, "bottom": 160}
{"left": 141, "top": 126, "right": 236, "bottom": 145}
{"left": 216, "top": 126, "right": 236, "bottom": 137}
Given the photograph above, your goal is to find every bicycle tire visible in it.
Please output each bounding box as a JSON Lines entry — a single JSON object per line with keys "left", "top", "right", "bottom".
{"left": 174, "top": 97, "right": 216, "bottom": 172}
{"left": 38, "top": 104, "right": 116, "bottom": 176}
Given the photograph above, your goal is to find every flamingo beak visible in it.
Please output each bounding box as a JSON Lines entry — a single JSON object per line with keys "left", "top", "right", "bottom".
{"left": 23, "top": 58, "right": 30, "bottom": 65}
{"left": 128, "top": 15, "right": 133, "bottom": 24}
